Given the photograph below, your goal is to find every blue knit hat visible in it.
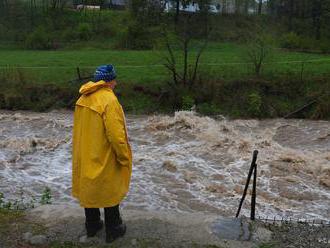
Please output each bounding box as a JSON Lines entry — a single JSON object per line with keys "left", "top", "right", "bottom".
{"left": 94, "top": 64, "right": 117, "bottom": 82}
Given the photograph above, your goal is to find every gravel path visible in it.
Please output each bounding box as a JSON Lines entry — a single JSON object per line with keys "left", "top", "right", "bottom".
{"left": 261, "top": 221, "right": 330, "bottom": 248}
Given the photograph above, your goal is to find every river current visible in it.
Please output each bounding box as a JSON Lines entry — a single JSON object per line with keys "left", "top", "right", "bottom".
{"left": 0, "top": 110, "right": 329, "bottom": 221}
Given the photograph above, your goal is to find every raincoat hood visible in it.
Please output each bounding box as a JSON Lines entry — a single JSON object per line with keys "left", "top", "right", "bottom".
{"left": 79, "top": 81, "right": 109, "bottom": 95}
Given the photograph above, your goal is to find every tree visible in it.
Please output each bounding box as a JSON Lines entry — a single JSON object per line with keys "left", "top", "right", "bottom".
{"left": 123, "top": 0, "right": 163, "bottom": 49}
{"left": 312, "top": 0, "right": 322, "bottom": 40}
{"left": 257, "top": 0, "right": 262, "bottom": 15}
{"left": 235, "top": 0, "right": 242, "bottom": 14}
{"left": 245, "top": 32, "right": 273, "bottom": 76}
{"left": 162, "top": 10, "right": 211, "bottom": 109}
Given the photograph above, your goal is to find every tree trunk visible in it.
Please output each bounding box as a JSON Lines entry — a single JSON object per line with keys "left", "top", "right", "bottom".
{"left": 175, "top": 0, "right": 180, "bottom": 24}
{"left": 312, "top": 0, "right": 322, "bottom": 40}
{"left": 258, "top": 0, "right": 262, "bottom": 15}
{"left": 222, "top": 0, "right": 227, "bottom": 14}
{"left": 244, "top": 0, "right": 249, "bottom": 15}
{"left": 288, "top": 0, "right": 294, "bottom": 31}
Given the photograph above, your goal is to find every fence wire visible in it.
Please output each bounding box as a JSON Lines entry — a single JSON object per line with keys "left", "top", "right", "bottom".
{"left": 257, "top": 216, "right": 330, "bottom": 227}
{"left": 255, "top": 216, "right": 330, "bottom": 248}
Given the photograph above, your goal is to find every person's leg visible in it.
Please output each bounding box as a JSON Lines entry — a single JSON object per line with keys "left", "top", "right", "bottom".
{"left": 84, "top": 208, "right": 103, "bottom": 237}
{"left": 104, "top": 205, "right": 126, "bottom": 243}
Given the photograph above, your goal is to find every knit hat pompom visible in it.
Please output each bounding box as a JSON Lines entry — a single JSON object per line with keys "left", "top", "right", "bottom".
{"left": 94, "top": 64, "right": 117, "bottom": 82}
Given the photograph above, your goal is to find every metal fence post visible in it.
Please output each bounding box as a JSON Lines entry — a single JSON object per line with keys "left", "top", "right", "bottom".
{"left": 251, "top": 161, "right": 257, "bottom": 220}
{"left": 236, "top": 150, "right": 259, "bottom": 219}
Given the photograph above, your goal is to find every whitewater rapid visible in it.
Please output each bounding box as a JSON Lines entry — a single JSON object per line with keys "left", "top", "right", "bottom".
{"left": 0, "top": 110, "right": 329, "bottom": 221}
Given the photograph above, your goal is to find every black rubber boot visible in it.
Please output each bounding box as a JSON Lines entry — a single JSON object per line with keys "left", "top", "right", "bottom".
{"left": 104, "top": 205, "right": 126, "bottom": 243}
{"left": 85, "top": 208, "right": 103, "bottom": 237}
{"left": 85, "top": 220, "right": 104, "bottom": 237}
{"left": 105, "top": 223, "right": 126, "bottom": 243}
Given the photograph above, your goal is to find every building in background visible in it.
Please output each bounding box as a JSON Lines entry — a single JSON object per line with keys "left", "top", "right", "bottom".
{"left": 72, "top": 0, "right": 127, "bottom": 9}
{"left": 72, "top": 0, "right": 264, "bottom": 14}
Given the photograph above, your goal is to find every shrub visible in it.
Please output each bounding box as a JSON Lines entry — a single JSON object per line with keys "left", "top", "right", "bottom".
{"left": 93, "top": 22, "right": 114, "bottom": 38}
{"left": 181, "top": 95, "right": 195, "bottom": 110}
{"left": 299, "top": 37, "right": 316, "bottom": 50}
{"left": 25, "top": 27, "right": 52, "bottom": 50}
{"left": 62, "top": 28, "right": 79, "bottom": 42}
{"left": 77, "top": 23, "right": 93, "bottom": 41}
{"left": 114, "top": 27, "right": 129, "bottom": 49}
{"left": 280, "top": 32, "right": 301, "bottom": 49}
{"left": 0, "top": 94, "right": 5, "bottom": 108}
{"left": 311, "top": 95, "right": 330, "bottom": 119}
{"left": 0, "top": 23, "right": 7, "bottom": 40}
{"left": 320, "top": 39, "right": 330, "bottom": 54}
{"left": 244, "top": 33, "right": 274, "bottom": 76}
{"left": 121, "top": 22, "right": 155, "bottom": 50}
{"left": 0, "top": 66, "right": 78, "bottom": 111}
{"left": 247, "top": 92, "right": 262, "bottom": 117}
{"left": 280, "top": 32, "right": 316, "bottom": 51}
{"left": 197, "top": 102, "right": 220, "bottom": 115}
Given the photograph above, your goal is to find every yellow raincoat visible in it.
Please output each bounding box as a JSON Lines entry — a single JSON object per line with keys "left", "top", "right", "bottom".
{"left": 72, "top": 81, "right": 132, "bottom": 208}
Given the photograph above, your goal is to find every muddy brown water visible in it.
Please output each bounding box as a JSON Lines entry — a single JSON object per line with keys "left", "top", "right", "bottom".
{"left": 0, "top": 110, "right": 329, "bottom": 221}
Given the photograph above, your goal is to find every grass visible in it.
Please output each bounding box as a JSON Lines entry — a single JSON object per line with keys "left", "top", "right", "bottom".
{"left": 0, "top": 42, "right": 329, "bottom": 86}
{"left": 0, "top": 42, "right": 328, "bottom": 118}
{"left": 0, "top": 209, "right": 25, "bottom": 247}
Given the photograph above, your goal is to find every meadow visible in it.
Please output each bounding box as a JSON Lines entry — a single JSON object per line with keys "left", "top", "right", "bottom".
{"left": 1, "top": 42, "right": 330, "bottom": 86}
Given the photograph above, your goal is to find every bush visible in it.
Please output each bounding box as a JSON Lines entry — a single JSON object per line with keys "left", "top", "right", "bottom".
{"left": 25, "top": 27, "right": 52, "bottom": 50}
{"left": 181, "top": 95, "right": 195, "bottom": 110}
{"left": 311, "top": 95, "right": 330, "bottom": 119}
{"left": 92, "top": 22, "right": 115, "bottom": 38}
{"left": 299, "top": 37, "right": 316, "bottom": 50}
{"left": 125, "top": 23, "right": 153, "bottom": 50}
{"left": 0, "top": 24, "right": 7, "bottom": 40}
{"left": 0, "top": 66, "right": 79, "bottom": 111}
{"left": 197, "top": 102, "right": 220, "bottom": 115}
{"left": 118, "top": 22, "right": 155, "bottom": 50}
{"left": 247, "top": 92, "right": 262, "bottom": 117}
{"left": 62, "top": 28, "right": 79, "bottom": 42}
{"left": 320, "top": 39, "right": 330, "bottom": 54}
{"left": 280, "top": 32, "right": 316, "bottom": 51}
{"left": 280, "top": 32, "right": 301, "bottom": 49}
{"left": 77, "top": 23, "right": 93, "bottom": 41}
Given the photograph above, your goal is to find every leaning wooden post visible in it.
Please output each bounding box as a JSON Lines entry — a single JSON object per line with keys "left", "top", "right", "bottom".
{"left": 251, "top": 160, "right": 257, "bottom": 220}
{"left": 236, "top": 150, "right": 258, "bottom": 219}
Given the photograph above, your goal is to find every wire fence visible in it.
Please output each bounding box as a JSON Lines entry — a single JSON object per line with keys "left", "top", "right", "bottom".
{"left": 258, "top": 216, "right": 330, "bottom": 248}
{"left": 257, "top": 216, "right": 330, "bottom": 227}
{"left": 1, "top": 57, "right": 330, "bottom": 69}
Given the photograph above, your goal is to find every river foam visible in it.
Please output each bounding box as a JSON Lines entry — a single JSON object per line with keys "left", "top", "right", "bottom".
{"left": 0, "top": 110, "right": 329, "bottom": 220}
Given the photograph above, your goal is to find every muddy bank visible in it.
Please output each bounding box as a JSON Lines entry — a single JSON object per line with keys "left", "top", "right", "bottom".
{"left": 12, "top": 204, "right": 261, "bottom": 248}
{"left": 1, "top": 205, "right": 329, "bottom": 248}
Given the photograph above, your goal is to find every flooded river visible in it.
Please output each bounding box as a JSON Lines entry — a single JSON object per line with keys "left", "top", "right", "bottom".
{"left": 0, "top": 110, "right": 329, "bottom": 221}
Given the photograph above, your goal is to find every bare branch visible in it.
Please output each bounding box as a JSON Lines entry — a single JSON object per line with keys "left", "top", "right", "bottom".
{"left": 191, "top": 36, "right": 209, "bottom": 87}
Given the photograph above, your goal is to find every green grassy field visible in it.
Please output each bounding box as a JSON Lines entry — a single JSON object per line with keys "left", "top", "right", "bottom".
{"left": 1, "top": 43, "right": 330, "bottom": 86}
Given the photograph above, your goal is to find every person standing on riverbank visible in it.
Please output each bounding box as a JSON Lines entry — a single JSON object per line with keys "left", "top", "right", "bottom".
{"left": 72, "top": 64, "right": 132, "bottom": 243}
